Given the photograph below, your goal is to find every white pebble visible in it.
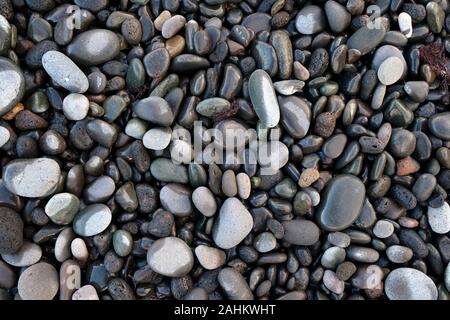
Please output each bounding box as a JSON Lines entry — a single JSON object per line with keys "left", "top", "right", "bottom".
{"left": 0, "top": 125, "right": 10, "bottom": 148}
{"left": 142, "top": 127, "right": 172, "bottom": 150}
{"left": 71, "top": 238, "right": 89, "bottom": 262}
{"left": 377, "top": 56, "right": 404, "bottom": 85}
{"left": 72, "top": 285, "right": 99, "bottom": 300}
{"left": 63, "top": 93, "right": 89, "bottom": 121}
{"left": 398, "top": 12, "right": 413, "bottom": 38}
{"left": 428, "top": 202, "right": 450, "bottom": 234}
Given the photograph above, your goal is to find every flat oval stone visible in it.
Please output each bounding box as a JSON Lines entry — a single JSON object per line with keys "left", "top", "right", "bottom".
{"left": 196, "top": 97, "right": 231, "bottom": 118}
{"left": 1, "top": 240, "right": 42, "bottom": 267}
{"left": 248, "top": 69, "right": 280, "bottom": 128}
{"left": 377, "top": 56, "right": 404, "bottom": 85}
{"left": 73, "top": 204, "right": 112, "bottom": 237}
{"left": 150, "top": 158, "right": 189, "bottom": 183}
{"left": 72, "top": 285, "right": 99, "bottom": 300}
{"left": 279, "top": 96, "right": 311, "bottom": 139}
{"left": 429, "top": 112, "right": 450, "bottom": 140}
{"left": 386, "top": 245, "right": 414, "bottom": 264}
{"left": 194, "top": 245, "right": 226, "bottom": 270}
{"left": 218, "top": 268, "right": 254, "bottom": 300}
{"left": 213, "top": 197, "right": 254, "bottom": 249}
{"left": 42, "top": 51, "right": 89, "bottom": 93}
{"left": 347, "top": 25, "right": 386, "bottom": 55}
{"left": 0, "top": 57, "right": 25, "bottom": 116}
{"left": 0, "top": 14, "right": 11, "bottom": 55}
{"left": 428, "top": 202, "right": 450, "bottom": 234}
{"left": 54, "top": 227, "right": 75, "bottom": 262}
{"left": 66, "top": 29, "right": 120, "bottom": 66}
{"left": 295, "top": 5, "right": 326, "bottom": 35}
{"left": 3, "top": 158, "right": 61, "bottom": 198}
{"left": 146, "top": 237, "right": 194, "bottom": 277}
{"left": 385, "top": 267, "right": 438, "bottom": 300}
{"left": 143, "top": 48, "right": 170, "bottom": 79}
{"left": 192, "top": 186, "right": 217, "bottom": 217}
{"left": 112, "top": 230, "right": 133, "bottom": 257}
{"left": 324, "top": 0, "right": 351, "bottom": 33}
{"left": 45, "top": 193, "right": 80, "bottom": 225}
{"left": 282, "top": 219, "right": 320, "bottom": 246}
{"left": 160, "top": 183, "right": 192, "bottom": 217}
{"left": 18, "top": 262, "right": 59, "bottom": 300}
{"left": 316, "top": 174, "right": 366, "bottom": 231}
{"left": 62, "top": 93, "right": 89, "bottom": 121}
{"left": 142, "top": 127, "right": 172, "bottom": 150}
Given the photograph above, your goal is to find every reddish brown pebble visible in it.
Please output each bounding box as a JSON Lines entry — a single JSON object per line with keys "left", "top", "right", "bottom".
{"left": 314, "top": 112, "right": 336, "bottom": 138}
{"left": 396, "top": 157, "right": 420, "bottom": 176}
{"left": 15, "top": 110, "right": 48, "bottom": 131}
{"left": 2, "top": 103, "right": 24, "bottom": 120}
{"left": 299, "top": 168, "right": 320, "bottom": 188}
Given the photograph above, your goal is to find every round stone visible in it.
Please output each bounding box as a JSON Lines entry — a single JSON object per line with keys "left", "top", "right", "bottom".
{"left": 194, "top": 245, "right": 226, "bottom": 270}
{"left": 377, "top": 57, "right": 404, "bottom": 85}
{"left": 73, "top": 204, "right": 112, "bottom": 237}
{"left": 321, "top": 246, "right": 346, "bottom": 269}
{"left": 112, "top": 230, "right": 133, "bottom": 257}
{"left": 295, "top": 5, "right": 326, "bottom": 35}
{"left": 218, "top": 268, "right": 254, "bottom": 300}
{"left": 54, "top": 228, "right": 75, "bottom": 263}
{"left": 160, "top": 183, "right": 192, "bottom": 217}
{"left": 316, "top": 174, "right": 366, "bottom": 231}
{"left": 3, "top": 158, "right": 61, "bottom": 198}
{"left": 66, "top": 29, "right": 120, "bottom": 66}
{"left": 146, "top": 237, "right": 194, "bottom": 277}
{"left": 385, "top": 268, "right": 438, "bottom": 300}
{"left": 279, "top": 96, "right": 311, "bottom": 139}
{"left": 18, "top": 262, "right": 59, "bottom": 300}
{"left": 72, "top": 285, "right": 99, "bottom": 300}
{"left": 324, "top": 0, "right": 351, "bottom": 33}
{"left": 429, "top": 112, "right": 450, "bottom": 140}
{"left": 42, "top": 51, "right": 89, "bottom": 93}
{"left": 282, "top": 219, "right": 320, "bottom": 246}
{"left": 192, "top": 186, "right": 217, "bottom": 217}
{"left": 142, "top": 127, "right": 172, "bottom": 150}
{"left": 63, "top": 93, "right": 89, "bottom": 121}
{"left": 143, "top": 48, "right": 170, "bottom": 79}
{"left": 386, "top": 245, "right": 414, "bottom": 264}
{"left": 373, "top": 220, "right": 395, "bottom": 239}
{"left": 161, "top": 15, "right": 186, "bottom": 39}
{"left": 0, "top": 57, "right": 25, "bottom": 116}
{"left": 427, "top": 202, "right": 450, "bottom": 234}
{"left": 132, "top": 96, "right": 174, "bottom": 126}
{"left": 45, "top": 193, "right": 80, "bottom": 225}
{"left": 212, "top": 197, "right": 254, "bottom": 249}
{"left": 254, "top": 232, "right": 277, "bottom": 253}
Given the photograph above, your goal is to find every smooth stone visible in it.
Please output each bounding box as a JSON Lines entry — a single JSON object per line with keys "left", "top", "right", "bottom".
{"left": 373, "top": 220, "right": 394, "bottom": 238}
{"left": 413, "top": 174, "right": 436, "bottom": 202}
{"left": 3, "top": 158, "right": 60, "bottom": 198}
{"left": 377, "top": 56, "right": 404, "bottom": 85}
{"left": 54, "top": 228, "right": 75, "bottom": 262}
{"left": 282, "top": 219, "right": 320, "bottom": 246}
{"left": 347, "top": 246, "right": 380, "bottom": 263}
{"left": 183, "top": 287, "right": 208, "bottom": 300}
{"left": 171, "top": 54, "right": 210, "bottom": 72}
{"left": 146, "top": 237, "right": 194, "bottom": 277}
{"left": 248, "top": 69, "right": 280, "bottom": 128}
{"left": 218, "top": 268, "right": 254, "bottom": 300}
{"left": 0, "top": 14, "right": 11, "bottom": 55}
{"left": 150, "top": 158, "right": 189, "bottom": 183}
{"left": 386, "top": 245, "right": 414, "bottom": 264}
{"left": 143, "top": 48, "right": 170, "bottom": 79}
{"left": 0, "top": 126, "right": 10, "bottom": 148}
{"left": 74, "top": 0, "right": 108, "bottom": 12}
{"left": 86, "top": 119, "right": 118, "bottom": 147}
{"left": 295, "top": 5, "right": 326, "bottom": 35}
{"left": 0, "top": 57, "right": 25, "bottom": 116}
{"left": 45, "top": 193, "right": 80, "bottom": 225}
{"left": 254, "top": 232, "right": 277, "bottom": 253}
{"left": 242, "top": 13, "right": 271, "bottom": 34}
{"left": 316, "top": 175, "right": 365, "bottom": 231}
{"left": 323, "top": 270, "right": 345, "bottom": 294}
{"left": 72, "top": 285, "right": 99, "bottom": 300}
{"left": 279, "top": 96, "right": 311, "bottom": 139}
{"left": 161, "top": 15, "right": 186, "bottom": 39}
{"left": 426, "top": 2, "right": 445, "bottom": 33}
{"left": 42, "top": 51, "right": 89, "bottom": 93}
{"left": 399, "top": 12, "right": 413, "bottom": 38}
{"left": 0, "top": 260, "right": 15, "bottom": 289}
{"left": 404, "top": 81, "right": 429, "bottom": 103}
{"left": 236, "top": 173, "right": 251, "bottom": 200}
{"left": 212, "top": 197, "right": 253, "bottom": 249}
{"left": 428, "top": 202, "right": 450, "bottom": 234}
{"left": 347, "top": 25, "right": 386, "bottom": 55}
{"left": 371, "top": 45, "right": 408, "bottom": 79}
{"left": 112, "top": 230, "right": 133, "bottom": 257}
{"left": 18, "top": 262, "right": 58, "bottom": 300}
{"left": 252, "top": 40, "right": 278, "bottom": 77}
{"left": 1, "top": 240, "right": 41, "bottom": 267}
{"left": 132, "top": 96, "right": 174, "bottom": 126}
{"left": 66, "top": 29, "right": 120, "bottom": 66}
{"left": 83, "top": 176, "right": 115, "bottom": 203}
{"left": 222, "top": 170, "right": 237, "bottom": 197}
{"left": 192, "top": 186, "right": 217, "bottom": 217}
{"left": 324, "top": 0, "right": 351, "bottom": 33}
{"left": 114, "top": 182, "right": 138, "bottom": 212}
{"left": 321, "top": 246, "right": 346, "bottom": 269}
{"left": 445, "top": 264, "right": 450, "bottom": 292}
{"left": 195, "top": 245, "right": 226, "bottom": 270}
{"left": 269, "top": 30, "right": 293, "bottom": 79}
{"left": 125, "top": 118, "right": 148, "bottom": 140}
{"left": 142, "top": 127, "right": 172, "bottom": 150}
{"left": 429, "top": 112, "right": 450, "bottom": 140}
{"left": 389, "top": 128, "right": 416, "bottom": 158}
{"left": 160, "top": 183, "right": 192, "bottom": 217}
{"left": 196, "top": 98, "right": 231, "bottom": 118}
{"left": 322, "top": 134, "right": 347, "bottom": 159}
{"left": 273, "top": 80, "right": 305, "bottom": 95}
{"left": 258, "top": 140, "right": 289, "bottom": 175}
{"left": 73, "top": 204, "right": 112, "bottom": 237}
{"left": 62, "top": 93, "right": 89, "bottom": 121}
{"left": 385, "top": 268, "right": 438, "bottom": 300}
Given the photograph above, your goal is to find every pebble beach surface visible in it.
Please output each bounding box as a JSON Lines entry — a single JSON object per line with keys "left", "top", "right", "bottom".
{"left": 0, "top": 0, "right": 449, "bottom": 301}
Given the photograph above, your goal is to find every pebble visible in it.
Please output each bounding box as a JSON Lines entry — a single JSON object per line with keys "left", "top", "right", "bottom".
{"left": 254, "top": 232, "right": 277, "bottom": 253}
{"left": 143, "top": 48, "right": 170, "bottom": 79}
{"left": 248, "top": 69, "right": 280, "bottom": 128}
{"left": 67, "top": 29, "right": 120, "bottom": 66}
{"left": 62, "top": 93, "right": 89, "bottom": 121}
{"left": 150, "top": 158, "right": 189, "bottom": 183}
{"left": 213, "top": 197, "right": 253, "bottom": 249}
{"left": 324, "top": 1, "right": 351, "bottom": 33}
{"left": 385, "top": 268, "right": 438, "bottom": 300}
{"left": 321, "top": 247, "right": 346, "bottom": 269}
{"left": 45, "top": 193, "right": 80, "bottom": 225}
{"left": 0, "top": 126, "right": 10, "bottom": 148}
{"left": 0, "top": 14, "right": 11, "bottom": 55}
{"left": 161, "top": 15, "right": 186, "bottom": 39}
{"left": 0, "top": 58, "right": 25, "bottom": 116}
{"left": 160, "top": 183, "right": 192, "bottom": 217}
{"left": 18, "top": 262, "right": 59, "bottom": 300}
{"left": 347, "top": 24, "right": 386, "bottom": 56}
{"left": 429, "top": 112, "right": 450, "bottom": 140}
{"left": 279, "top": 96, "right": 311, "bottom": 139}
{"left": 316, "top": 175, "right": 365, "bottom": 231}
{"left": 142, "top": 127, "right": 172, "bottom": 150}
{"left": 54, "top": 227, "right": 75, "bottom": 263}
{"left": 282, "top": 219, "right": 320, "bottom": 246}
{"left": 146, "top": 237, "right": 194, "bottom": 277}
{"left": 72, "top": 285, "right": 99, "bottom": 300}
{"left": 377, "top": 57, "right": 404, "bottom": 85}
{"left": 0, "top": 260, "right": 15, "bottom": 289}
{"left": 71, "top": 238, "right": 88, "bottom": 262}
{"left": 3, "top": 158, "right": 60, "bottom": 198}
{"left": 373, "top": 220, "right": 394, "bottom": 239}
{"left": 112, "top": 230, "right": 133, "bottom": 257}
{"left": 42, "top": 51, "right": 89, "bottom": 93}
{"left": 323, "top": 270, "right": 344, "bottom": 295}
{"left": 386, "top": 245, "right": 414, "bottom": 264}
{"left": 192, "top": 186, "right": 217, "bottom": 217}
{"left": 195, "top": 245, "right": 226, "bottom": 270}
{"left": 236, "top": 173, "right": 251, "bottom": 200}
{"left": 218, "top": 268, "right": 254, "bottom": 300}
{"left": 398, "top": 12, "right": 413, "bottom": 38}
{"left": 295, "top": 5, "right": 326, "bottom": 35}
{"left": 132, "top": 96, "right": 174, "bottom": 126}
{"left": 73, "top": 204, "right": 112, "bottom": 237}
{"left": 428, "top": 203, "right": 450, "bottom": 234}
{"left": 1, "top": 240, "right": 41, "bottom": 267}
